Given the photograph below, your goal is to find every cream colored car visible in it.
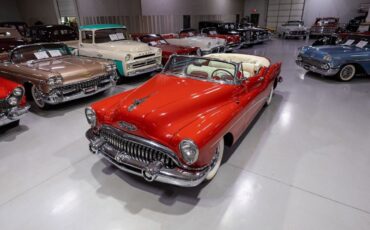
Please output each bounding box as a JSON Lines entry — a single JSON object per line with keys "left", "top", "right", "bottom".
{"left": 68, "top": 24, "right": 162, "bottom": 77}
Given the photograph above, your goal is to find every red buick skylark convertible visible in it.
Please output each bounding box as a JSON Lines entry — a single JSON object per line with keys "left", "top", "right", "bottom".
{"left": 85, "top": 53, "right": 282, "bottom": 187}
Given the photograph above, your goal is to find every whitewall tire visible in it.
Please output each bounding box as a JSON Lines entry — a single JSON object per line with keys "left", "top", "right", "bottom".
{"left": 338, "top": 64, "right": 356, "bottom": 82}
{"left": 206, "top": 138, "right": 225, "bottom": 181}
{"left": 31, "top": 85, "right": 46, "bottom": 109}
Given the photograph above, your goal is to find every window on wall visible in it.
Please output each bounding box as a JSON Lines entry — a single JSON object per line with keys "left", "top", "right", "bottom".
{"left": 183, "top": 15, "right": 191, "bottom": 29}
{"left": 267, "top": 0, "right": 305, "bottom": 30}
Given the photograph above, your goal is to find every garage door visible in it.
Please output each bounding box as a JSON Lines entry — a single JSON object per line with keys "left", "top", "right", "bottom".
{"left": 267, "top": 0, "right": 305, "bottom": 30}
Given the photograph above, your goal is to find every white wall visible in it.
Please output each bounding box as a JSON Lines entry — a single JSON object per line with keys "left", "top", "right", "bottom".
{"left": 302, "top": 0, "right": 366, "bottom": 27}
{"left": 0, "top": 0, "right": 21, "bottom": 22}
{"left": 244, "top": 0, "right": 268, "bottom": 27}
{"left": 141, "top": 0, "right": 244, "bottom": 16}
{"left": 16, "top": 0, "right": 59, "bottom": 25}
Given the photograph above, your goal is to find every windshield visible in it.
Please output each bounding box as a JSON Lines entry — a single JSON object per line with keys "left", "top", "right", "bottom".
{"left": 341, "top": 36, "right": 370, "bottom": 48}
{"left": 164, "top": 56, "right": 237, "bottom": 84}
{"left": 95, "top": 28, "right": 128, "bottom": 43}
{"left": 140, "top": 34, "right": 168, "bottom": 46}
{"left": 11, "top": 43, "right": 71, "bottom": 63}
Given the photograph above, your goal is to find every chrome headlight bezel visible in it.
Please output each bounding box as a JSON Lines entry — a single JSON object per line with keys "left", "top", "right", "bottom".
{"left": 7, "top": 96, "right": 19, "bottom": 106}
{"left": 323, "top": 54, "right": 332, "bottom": 62}
{"left": 179, "top": 139, "right": 199, "bottom": 165}
{"left": 85, "top": 107, "right": 97, "bottom": 127}
{"left": 196, "top": 48, "right": 202, "bottom": 56}
{"left": 125, "top": 54, "right": 132, "bottom": 62}
{"left": 12, "top": 87, "right": 24, "bottom": 97}
{"left": 46, "top": 76, "right": 63, "bottom": 87}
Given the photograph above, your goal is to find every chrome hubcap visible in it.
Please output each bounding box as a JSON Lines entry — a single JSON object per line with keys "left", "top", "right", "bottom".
{"left": 31, "top": 86, "right": 45, "bottom": 108}
{"left": 340, "top": 65, "right": 355, "bottom": 80}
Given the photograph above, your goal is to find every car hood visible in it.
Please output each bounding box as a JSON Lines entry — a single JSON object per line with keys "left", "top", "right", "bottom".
{"left": 166, "top": 36, "right": 226, "bottom": 50}
{"left": 95, "top": 40, "right": 153, "bottom": 53}
{"left": 21, "top": 56, "right": 106, "bottom": 84}
{"left": 301, "top": 45, "right": 366, "bottom": 59}
{"left": 100, "top": 74, "right": 235, "bottom": 143}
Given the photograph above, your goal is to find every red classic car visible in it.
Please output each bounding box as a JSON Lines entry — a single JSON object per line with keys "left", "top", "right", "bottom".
{"left": 0, "top": 77, "right": 29, "bottom": 127}
{"left": 200, "top": 27, "right": 242, "bottom": 51}
{"left": 131, "top": 33, "right": 200, "bottom": 65}
{"left": 310, "top": 17, "right": 340, "bottom": 37}
{"left": 85, "top": 53, "right": 282, "bottom": 187}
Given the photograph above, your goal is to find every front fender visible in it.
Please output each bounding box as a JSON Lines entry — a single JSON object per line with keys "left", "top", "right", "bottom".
{"left": 171, "top": 101, "right": 239, "bottom": 168}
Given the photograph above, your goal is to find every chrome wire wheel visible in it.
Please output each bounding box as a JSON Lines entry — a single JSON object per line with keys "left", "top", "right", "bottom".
{"left": 31, "top": 85, "right": 45, "bottom": 108}
{"left": 206, "top": 138, "right": 225, "bottom": 181}
{"left": 338, "top": 64, "right": 356, "bottom": 82}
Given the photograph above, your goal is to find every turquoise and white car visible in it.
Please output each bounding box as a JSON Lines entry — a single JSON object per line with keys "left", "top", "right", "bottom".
{"left": 68, "top": 24, "right": 162, "bottom": 77}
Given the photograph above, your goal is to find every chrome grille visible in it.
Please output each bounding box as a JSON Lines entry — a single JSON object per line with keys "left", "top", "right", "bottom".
{"left": 59, "top": 75, "right": 111, "bottom": 93}
{"left": 134, "top": 54, "right": 155, "bottom": 60}
{"left": 301, "top": 56, "right": 324, "bottom": 67}
{"left": 132, "top": 59, "right": 157, "bottom": 69}
{"left": 0, "top": 99, "right": 11, "bottom": 112}
{"left": 290, "top": 31, "right": 306, "bottom": 35}
{"left": 100, "top": 128, "right": 177, "bottom": 169}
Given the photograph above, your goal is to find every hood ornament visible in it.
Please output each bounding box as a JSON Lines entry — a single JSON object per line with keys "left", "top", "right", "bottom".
{"left": 128, "top": 95, "right": 150, "bottom": 112}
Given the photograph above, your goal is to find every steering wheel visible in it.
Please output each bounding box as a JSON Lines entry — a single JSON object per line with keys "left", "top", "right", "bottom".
{"left": 211, "top": 69, "right": 234, "bottom": 82}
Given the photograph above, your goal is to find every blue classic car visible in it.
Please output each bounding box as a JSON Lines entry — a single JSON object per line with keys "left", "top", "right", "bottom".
{"left": 296, "top": 34, "right": 370, "bottom": 81}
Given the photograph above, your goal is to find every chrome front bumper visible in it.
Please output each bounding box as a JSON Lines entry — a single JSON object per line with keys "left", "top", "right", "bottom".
{"left": 43, "top": 79, "right": 116, "bottom": 105}
{"left": 0, "top": 104, "right": 30, "bottom": 126}
{"left": 226, "top": 43, "right": 242, "bottom": 52}
{"left": 201, "top": 45, "right": 226, "bottom": 55}
{"left": 86, "top": 128, "right": 209, "bottom": 187}
{"left": 296, "top": 60, "right": 340, "bottom": 76}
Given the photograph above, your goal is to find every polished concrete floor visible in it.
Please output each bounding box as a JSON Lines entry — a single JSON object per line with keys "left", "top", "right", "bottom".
{"left": 1, "top": 38, "right": 370, "bottom": 230}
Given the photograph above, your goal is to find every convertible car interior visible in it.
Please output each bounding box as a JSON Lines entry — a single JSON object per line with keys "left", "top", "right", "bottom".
{"left": 185, "top": 53, "right": 270, "bottom": 81}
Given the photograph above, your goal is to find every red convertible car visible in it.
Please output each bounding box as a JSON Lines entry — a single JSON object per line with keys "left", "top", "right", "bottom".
{"left": 200, "top": 27, "right": 242, "bottom": 52}
{"left": 0, "top": 77, "right": 29, "bottom": 127}
{"left": 131, "top": 33, "right": 200, "bottom": 65}
{"left": 85, "top": 53, "right": 282, "bottom": 187}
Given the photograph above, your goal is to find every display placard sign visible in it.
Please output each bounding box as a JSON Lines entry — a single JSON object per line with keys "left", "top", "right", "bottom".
{"left": 109, "top": 34, "right": 118, "bottom": 41}
{"left": 48, "top": 50, "right": 62, "bottom": 57}
{"left": 343, "top": 39, "right": 355, "bottom": 46}
{"left": 356, "top": 40, "right": 368, "bottom": 48}
{"left": 116, "top": 33, "right": 125, "bottom": 40}
{"left": 34, "top": 51, "right": 49, "bottom": 59}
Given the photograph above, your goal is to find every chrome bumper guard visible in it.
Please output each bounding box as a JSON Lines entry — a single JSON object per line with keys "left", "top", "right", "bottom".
{"left": 0, "top": 104, "right": 30, "bottom": 126}
{"left": 296, "top": 59, "right": 339, "bottom": 76}
{"left": 44, "top": 76, "right": 116, "bottom": 105}
{"left": 86, "top": 128, "right": 209, "bottom": 187}
{"left": 126, "top": 64, "right": 162, "bottom": 77}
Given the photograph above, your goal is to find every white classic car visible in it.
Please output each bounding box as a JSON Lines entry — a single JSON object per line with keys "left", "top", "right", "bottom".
{"left": 67, "top": 24, "right": 162, "bottom": 77}
{"left": 162, "top": 29, "right": 227, "bottom": 55}
{"left": 277, "top": 21, "right": 308, "bottom": 39}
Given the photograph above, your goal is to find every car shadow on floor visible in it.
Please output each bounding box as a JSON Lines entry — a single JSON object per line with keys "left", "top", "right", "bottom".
{"left": 88, "top": 92, "right": 284, "bottom": 215}
{"left": 0, "top": 123, "right": 29, "bottom": 142}
{"left": 304, "top": 71, "right": 370, "bottom": 84}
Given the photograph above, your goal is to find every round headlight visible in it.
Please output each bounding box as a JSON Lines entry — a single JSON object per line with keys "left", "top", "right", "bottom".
{"left": 7, "top": 96, "right": 19, "bottom": 106}
{"left": 196, "top": 49, "right": 201, "bottom": 56}
{"left": 125, "top": 54, "right": 132, "bottom": 62}
{"left": 85, "top": 107, "right": 96, "bottom": 127}
{"left": 12, "top": 87, "right": 24, "bottom": 97}
{"left": 179, "top": 139, "right": 199, "bottom": 165}
{"left": 323, "top": 55, "right": 332, "bottom": 62}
